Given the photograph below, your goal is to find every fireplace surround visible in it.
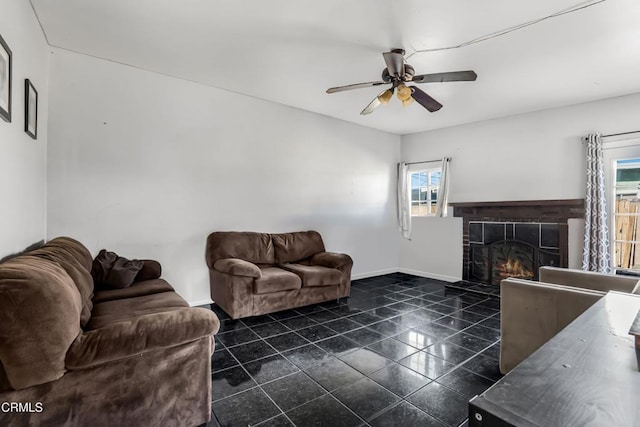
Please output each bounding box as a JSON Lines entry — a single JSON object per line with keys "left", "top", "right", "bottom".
{"left": 450, "top": 199, "right": 584, "bottom": 290}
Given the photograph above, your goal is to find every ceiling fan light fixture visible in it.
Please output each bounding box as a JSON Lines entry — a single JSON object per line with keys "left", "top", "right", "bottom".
{"left": 402, "top": 97, "right": 414, "bottom": 107}
{"left": 397, "top": 84, "right": 412, "bottom": 102}
{"left": 377, "top": 89, "right": 393, "bottom": 105}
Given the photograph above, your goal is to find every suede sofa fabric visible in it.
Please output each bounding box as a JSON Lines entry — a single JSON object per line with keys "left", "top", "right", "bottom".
{"left": 206, "top": 230, "right": 353, "bottom": 319}
{"left": 0, "top": 237, "right": 220, "bottom": 427}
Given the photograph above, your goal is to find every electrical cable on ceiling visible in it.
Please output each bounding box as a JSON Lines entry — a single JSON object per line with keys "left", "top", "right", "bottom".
{"left": 405, "top": 0, "right": 608, "bottom": 60}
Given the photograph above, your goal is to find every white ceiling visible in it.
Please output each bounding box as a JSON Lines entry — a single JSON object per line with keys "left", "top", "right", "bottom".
{"left": 31, "top": 0, "right": 640, "bottom": 135}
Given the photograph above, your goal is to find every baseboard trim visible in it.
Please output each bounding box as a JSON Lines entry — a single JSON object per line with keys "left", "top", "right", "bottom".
{"left": 351, "top": 268, "right": 398, "bottom": 280}
{"left": 397, "top": 268, "right": 460, "bottom": 283}
{"left": 188, "top": 298, "right": 213, "bottom": 307}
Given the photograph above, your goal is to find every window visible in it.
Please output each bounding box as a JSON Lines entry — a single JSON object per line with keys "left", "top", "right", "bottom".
{"left": 613, "top": 158, "right": 640, "bottom": 272}
{"left": 410, "top": 168, "right": 441, "bottom": 216}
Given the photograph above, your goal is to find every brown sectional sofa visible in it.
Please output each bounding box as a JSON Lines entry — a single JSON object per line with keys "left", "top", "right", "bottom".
{"left": 500, "top": 266, "right": 640, "bottom": 374}
{"left": 0, "top": 237, "right": 220, "bottom": 427}
{"left": 206, "top": 230, "right": 353, "bottom": 319}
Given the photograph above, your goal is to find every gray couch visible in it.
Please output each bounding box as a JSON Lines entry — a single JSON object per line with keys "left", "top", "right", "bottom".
{"left": 500, "top": 266, "right": 640, "bottom": 373}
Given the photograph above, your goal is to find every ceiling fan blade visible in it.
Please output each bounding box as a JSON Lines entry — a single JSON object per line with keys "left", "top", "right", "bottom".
{"left": 360, "top": 87, "right": 393, "bottom": 115}
{"left": 383, "top": 50, "right": 405, "bottom": 77}
{"left": 326, "top": 81, "right": 386, "bottom": 94}
{"left": 410, "top": 86, "right": 443, "bottom": 112}
{"left": 412, "top": 70, "right": 477, "bottom": 83}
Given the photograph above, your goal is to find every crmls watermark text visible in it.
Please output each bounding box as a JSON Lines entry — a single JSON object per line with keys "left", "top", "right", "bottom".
{"left": 1, "top": 402, "right": 43, "bottom": 413}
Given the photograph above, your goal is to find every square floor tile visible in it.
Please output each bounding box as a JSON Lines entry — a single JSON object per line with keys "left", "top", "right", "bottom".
{"left": 424, "top": 342, "right": 477, "bottom": 365}
{"left": 368, "top": 362, "right": 431, "bottom": 397}
{"left": 280, "top": 316, "right": 318, "bottom": 330}
{"left": 478, "top": 316, "right": 500, "bottom": 330}
{"left": 399, "top": 351, "right": 456, "bottom": 380}
{"left": 286, "top": 394, "right": 361, "bottom": 427}
{"left": 461, "top": 354, "right": 503, "bottom": 381}
{"left": 463, "top": 324, "right": 501, "bottom": 342}
{"left": 296, "top": 324, "right": 338, "bottom": 342}
{"left": 432, "top": 316, "right": 473, "bottom": 331}
{"left": 213, "top": 387, "right": 280, "bottom": 427}
{"left": 414, "top": 323, "right": 459, "bottom": 341}
{"left": 407, "top": 381, "right": 468, "bottom": 427}
{"left": 261, "top": 372, "right": 326, "bottom": 411}
{"left": 445, "top": 332, "right": 493, "bottom": 353}
{"left": 369, "top": 401, "right": 445, "bottom": 427}
{"left": 270, "top": 310, "right": 303, "bottom": 321}
{"left": 218, "top": 328, "right": 261, "bottom": 347}
{"left": 480, "top": 343, "right": 500, "bottom": 360}
{"left": 316, "top": 335, "right": 361, "bottom": 356}
{"left": 450, "top": 310, "right": 488, "bottom": 323}
{"left": 266, "top": 332, "right": 310, "bottom": 352}
{"left": 228, "top": 340, "right": 277, "bottom": 364}
{"left": 282, "top": 344, "right": 332, "bottom": 370}
{"left": 394, "top": 329, "right": 438, "bottom": 350}
{"left": 241, "top": 314, "right": 276, "bottom": 327}
{"left": 348, "top": 311, "right": 382, "bottom": 325}
{"left": 251, "top": 322, "right": 292, "bottom": 338}
{"left": 243, "top": 354, "right": 299, "bottom": 384}
{"left": 344, "top": 327, "right": 385, "bottom": 346}
{"left": 305, "top": 309, "right": 342, "bottom": 323}
{"left": 211, "top": 366, "right": 257, "bottom": 401}
{"left": 304, "top": 357, "right": 365, "bottom": 391}
{"left": 212, "top": 348, "right": 239, "bottom": 372}
{"left": 339, "top": 348, "right": 393, "bottom": 375}
{"left": 332, "top": 378, "right": 400, "bottom": 420}
{"left": 436, "top": 367, "right": 495, "bottom": 400}
{"left": 324, "top": 318, "right": 362, "bottom": 333}
{"left": 366, "top": 337, "right": 420, "bottom": 361}
{"left": 217, "top": 319, "right": 247, "bottom": 334}
{"left": 367, "top": 319, "right": 407, "bottom": 336}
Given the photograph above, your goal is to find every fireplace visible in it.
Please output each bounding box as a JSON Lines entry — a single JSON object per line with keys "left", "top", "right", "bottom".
{"left": 450, "top": 200, "right": 584, "bottom": 290}
{"left": 468, "top": 222, "right": 562, "bottom": 285}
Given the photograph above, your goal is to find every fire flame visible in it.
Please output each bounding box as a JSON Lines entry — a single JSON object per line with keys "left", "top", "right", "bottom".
{"left": 496, "top": 258, "right": 534, "bottom": 279}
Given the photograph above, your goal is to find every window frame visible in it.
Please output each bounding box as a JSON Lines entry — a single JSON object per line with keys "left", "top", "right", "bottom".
{"left": 409, "top": 166, "right": 442, "bottom": 217}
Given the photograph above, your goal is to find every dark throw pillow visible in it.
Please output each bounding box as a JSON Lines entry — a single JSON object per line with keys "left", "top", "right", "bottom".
{"left": 106, "top": 257, "right": 144, "bottom": 289}
{"left": 91, "top": 249, "right": 144, "bottom": 289}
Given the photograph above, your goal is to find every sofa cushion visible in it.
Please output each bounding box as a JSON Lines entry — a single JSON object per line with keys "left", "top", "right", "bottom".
{"left": 92, "top": 250, "right": 144, "bottom": 289}
{"left": 0, "top": 255, "right": 83, "bottom": 390}
{"left": 93, "top": 279, "right": 175, "bottom": 304}
{"left": 88, "top": 291, "right": 189, "bottom": 330}
{"left": 206, "top": 232, "right": 275, "bottom": 266}
{"left": 254, "top": 267, "right": 302, "bottom": 294}
{"left": 214, "top": 258, "right": 262, "bottom": 278}
{"left": 272, "top": 231, "right": 325, "bottom": 264}
{"left": 279, "top": 263, "right": 341, "bottom": 288}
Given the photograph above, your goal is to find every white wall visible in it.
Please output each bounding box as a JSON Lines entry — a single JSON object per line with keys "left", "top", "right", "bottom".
{"left": 47, "top": 49, "right": 401, "bottom": 304}
{"left": 401, "top": 92, "right": 640, "bottom": 279}
{"left": 0, "top": 0, "right": 49, "bottom": 257}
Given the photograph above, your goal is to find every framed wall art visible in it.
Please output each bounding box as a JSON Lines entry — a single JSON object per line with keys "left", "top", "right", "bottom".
{"left": 0, "top": 33, "right": 11, "bottom": 122}
{"left": 25, "top": 79, "right": 38, "bottom": 139}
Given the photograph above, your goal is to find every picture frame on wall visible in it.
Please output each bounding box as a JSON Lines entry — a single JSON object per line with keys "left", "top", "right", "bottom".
{"left": 25, "top": 79, "right": 38, "bottom": 139}
{"left": 0, "top": 33, "right": 11, "bottom": 122}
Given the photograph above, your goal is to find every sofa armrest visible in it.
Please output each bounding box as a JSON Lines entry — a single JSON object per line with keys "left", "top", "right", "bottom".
{"left": 65, "top": 308, "right": 219, "bottom": 370}
{"left": 539, "top": 266, "right": 640, "bottom": 293}
{"left": 499, "top": 278, "right": 604, "bottom": 374}
{"left": 134, "top": 259, "right": 162, "bottom": 282}
{"left": 310, "top": 252, "right": 353, "bottom": 269}
{"left": 213, "top": 258, "right": 262, "bottom": 278}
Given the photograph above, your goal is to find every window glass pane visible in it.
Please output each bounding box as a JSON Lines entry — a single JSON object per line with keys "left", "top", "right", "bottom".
{"left": 430, "top": 189, "right": 438, "bottom": 202}
{"left": 411, "top": 173, "right": 420, "bottom": 188}
{"left": 419, "top": 188, "right": 428, "bottom": 201}
{"left": 430, "top": 171, "right": 442, "bottom": 186}
{"left": 411, "top": 188, "right": 420, "bottom": 201}
{"left": 419, "top": 172, "right": 427, "bottom": 187}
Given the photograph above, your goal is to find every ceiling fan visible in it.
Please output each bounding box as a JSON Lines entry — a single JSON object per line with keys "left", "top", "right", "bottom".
{"left": 326, "top": 48, "right": 477, "bottom": 115}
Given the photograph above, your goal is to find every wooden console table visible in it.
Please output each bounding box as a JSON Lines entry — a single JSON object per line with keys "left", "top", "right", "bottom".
{"left": 469, "top": 291, "right": 640, "bottom": 426}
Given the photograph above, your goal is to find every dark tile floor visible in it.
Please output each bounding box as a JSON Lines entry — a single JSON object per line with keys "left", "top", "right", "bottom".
{"left": 206, "top": 273, "right": 502, "bottom": 427}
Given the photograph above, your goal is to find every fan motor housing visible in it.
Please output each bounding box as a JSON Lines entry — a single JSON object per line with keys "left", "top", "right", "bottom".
{"left": 382, "top": 64, "right": 415, "bottom": 82}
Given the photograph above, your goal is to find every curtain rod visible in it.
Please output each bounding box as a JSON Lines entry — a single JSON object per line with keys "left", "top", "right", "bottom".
{"left": 404, "top": 158, "right": 450, "bottom": 166}
{"left": 602, "top": 130, "right": 640, "bottom": 138}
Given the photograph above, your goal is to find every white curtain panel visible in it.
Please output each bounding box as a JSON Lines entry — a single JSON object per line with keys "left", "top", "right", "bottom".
{"left": 582, "top": 133, "right": 612, "bottom": 273}
{"left": 397, "top": 162, "right": 411, "bottom": 239}
{"left": 435, "top": 157, "right": 451, "bottom": 217}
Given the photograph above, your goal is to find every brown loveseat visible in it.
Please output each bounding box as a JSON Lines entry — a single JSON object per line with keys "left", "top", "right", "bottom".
{"left": 500, "top": 266, "right": 640, "bottom": 374}
{"left": 0, "top": 237, "right": 220, "bottom": 427}
{"left": 206, "top": 230, "right": 353, "bottom": 319}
